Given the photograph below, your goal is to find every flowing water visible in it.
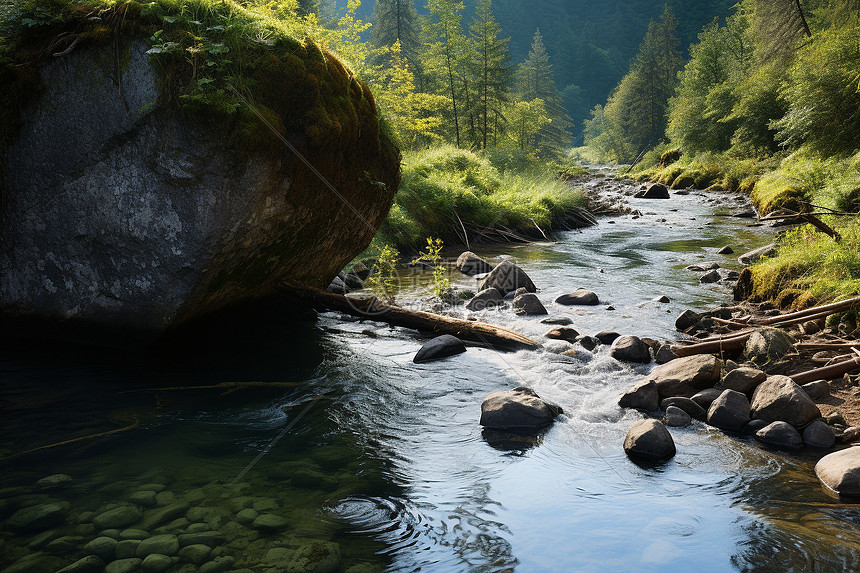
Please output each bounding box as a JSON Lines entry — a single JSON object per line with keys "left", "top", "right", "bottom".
{"left": 3, "top": 181, "right": 860, "bottom": 573}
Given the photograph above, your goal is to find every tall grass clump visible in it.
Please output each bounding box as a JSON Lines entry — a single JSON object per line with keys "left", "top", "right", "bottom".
{"left": 376, "top": 145, "right": 585, "bottom": 251}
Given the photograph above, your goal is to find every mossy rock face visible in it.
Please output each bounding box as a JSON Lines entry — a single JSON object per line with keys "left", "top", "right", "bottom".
{"left": 0, "top": 24, "right": 400, "bottom": 342}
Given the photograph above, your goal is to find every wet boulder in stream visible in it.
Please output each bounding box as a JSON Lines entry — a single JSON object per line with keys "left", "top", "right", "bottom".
{"left": 413, "top": 335, "right": 467, "bottom": 364}
{"left": 513, "top": 293, "right": 548, "bottom": 316}
{"left": 609, "top": 336, "right": 651, "bottom": 363}
{"left": 480, "top": 387, "right": 562, "bottom": 430}
{"left": 645, "top": 354, "right": 722, "bottom": 399}
{"left": 465, "top": 288, "right": 504, "bottom": 311}
{"left": 635, "top": 183, "right": 670, "bottom": 199}
{"left": 749, "top": 375, "right": 820, "bottom": 427}
{"left": 555, "top": 289, "right": 600, "bottom": 306}
{"left": 755, "top": 421, "right": 803, "bottom": 448}
{"left": 456, "top": 251, "right": 494, "bottom": 276}
{"left": 623, "top": 419, "right": 676, "bottom": 461}
{"left": 619, "top": 379, "right": 659, "bottom": 412}
{"left": 478, "top": 261, "right": 537, "bottom": 296}
{"left": 816, "top": 447, "right": 860, "bottom": 496}
{"left": 707, "top": 390, "right": 751, "bottom": 432}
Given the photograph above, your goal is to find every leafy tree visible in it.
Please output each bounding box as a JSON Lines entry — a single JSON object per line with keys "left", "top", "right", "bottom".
{"left": 505, "top": 98, "right": 550, "bottom": 151}
{"left": 516, "top": 28, "right": 571, "bottom": 155}
{"left": 469, "top": 0, "right": 511, "bottom": 149}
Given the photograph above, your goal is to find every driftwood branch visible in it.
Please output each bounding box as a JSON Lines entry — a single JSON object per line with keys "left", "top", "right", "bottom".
{"left": 790, "top": 356, "right": 860, "bottom": 385}
{"left": 752, "top": 296, "right": 860, "bottom": 326}
{"left": 0, "top": 416, "right": 140, "bottom": 462}
{"left": 282, "top": 282, "right": 540, "bottom": 351}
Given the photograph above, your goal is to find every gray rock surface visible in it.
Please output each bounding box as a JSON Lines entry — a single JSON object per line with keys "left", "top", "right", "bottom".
{"left": 755, "top": 421, "right": 803, "bottom": 448}
{"left": 804, "top": 420, "right": 836, "bottom": 448}
{"left": 663, "top": 406, "right": 692, "bottom": 427}
{"left": 413, "top": 335, "right": 467, "bottom": 364}
{"left": 512, "top": 293, "right": 548, "bottom": 315}
{"left": 555, "top": 289, "right": 600, "bottom": 306}
{"left": 0, "top": 39, "right": 399, "bottom": 341}
{"left": 623, "top": 419, "right": 676, "bottom": 461}
{"left": 478, "top": 261, "right": 537, "bottom": 296}
{"left": 691, "top": 388, "right": 723, "bottom": 409}
{"left": 655, "top": 344, "right": 678, "bottom": 364}
{"left": 136, "top": 534, "right": 179, "bottom": 558}
{"left": 675, "top": 309, "right": 701, "bottom": 331}
{"left": 618, "top": 380, "right": 659, "bottom": 412}
{"left": 660, "top": 397, "right": 707, "bottom": 422}
{"left": 707, "top": 390, "right": 751, "bottom": 432}
{"left": 738, "top": 243, "right": 776, "bottom": 266}
{"left": 750, "top": 375, "right": 821, "bottom": 427}
{"left": 8, "top": 502, "right": 69, "bottom": 532}
{"left": 544, "top": 327, "right": 579, "bottom": 343}
{"left": 802, "top": 380, "right": 830, "bottom": 400}
{"left": 610, "top": 336, "right": 651, "bottom": 363}
{"left": 56, "top": 556, "right": 104, "bottom": 573}
{"left": 815, "top": 447, "right": 860, "bottom": 496}
{"left": 645, "top": 354, "right": 723, "bottom": 399}
{"left": 465, "top": 288, "right": 504, "bottom": 311}
{"left": 287, "top": 541, "right": 341, "bottom": 573}
{"left": 541, "top": 317, "right": 573, "bottom": 326}
{"left": 480, "top": 387, "right": 561, "bottom": 430}
{"left": 744, "top": 328, "right": 796, "bottom": 365}
{"left": 717, "top": 367, "right": 767, "bottom": 395}
{"left": 456, "top": 252, "right": 493, "bottom": 276}
{"left": 594, "top": 331, "right": 621, "bottom": 345}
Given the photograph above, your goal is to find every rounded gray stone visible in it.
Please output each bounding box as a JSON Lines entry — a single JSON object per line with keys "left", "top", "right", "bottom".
{"left": 178, "top": 543, "right": 211, "bottom": 564}
{"left": 707, "top": 390, "right": 750, "bottom": 432}
{"left": 93, "top": 505, "right": 141, "bottom": 530}
{"left": 803, "top": 420, "right": 836, "bottom": 448}
{"left": 136, "top": 534, "right": 179, "bottom": 557}
{"left": 755, "top": 421, "right": 803, "bottom": 448}
{"left": 663, "top": 406, "right": 692, "bottom": 427}
{"left": 623, "top": 419, "right": 676, "bottom": 461}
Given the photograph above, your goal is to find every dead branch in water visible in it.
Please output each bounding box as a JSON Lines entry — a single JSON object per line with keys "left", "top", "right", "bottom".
{"left": 282, "top": 282, "right": 540, "bottom": 351}
{"left": 0, "top": 416, "right": 140, "bottom": 462}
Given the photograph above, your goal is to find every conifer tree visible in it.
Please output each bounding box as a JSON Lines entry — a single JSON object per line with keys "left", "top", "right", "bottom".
{"left": 372, "top": 0, "right": 421, "bottom": 70}
{"left": 427, "top": 0, "right": 468, "bottom": 147}
{"left": 516, "top": 29, "right": 572, "bottom": 155}
{"left": 470, "top": 0, "right": 511, "bottom": 149}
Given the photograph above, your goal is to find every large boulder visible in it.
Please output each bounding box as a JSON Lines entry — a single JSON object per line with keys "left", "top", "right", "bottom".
{"left": 635, "top": 183, "right": 670, "bottom": 199}
{"left": 456, "top": 252, "right": 493, "bottom": 276}
{"left": 480, "top": 387, "right": 561, "bottom": 430}
{"left": 513, "top": 293, "right": 548, "bottom": 316}
{"left": 744, "top": 328, "right": 796, "bottom": 365}
{"left": 618, "top": 379, "right": 659, "bottom": 412}
{"left": 804, "top": 420, "right": 836, "bottom": 448}
{"left": 815, "top": 447, "right": 860, "bottom": 496}
{"left": 707, "top": 390, "right": 750, "bottom": 432}
{"left": 691, "top": 388, "right": 723, "bottom": 409}
{"left": 478, "top": 261, "right": 537, "bottom": 296}
{"left": 644, "top": 354, "right": 722, "bottom": 399}
{"left": 609, "top": 336, "right": 651, "bottom": 363}
{"left": 544, "top": 327, "right": 579, "bottom": 343}
{"left": 750, "top": 375, "right": 821, "bottom": 427}
{"left": 0, "top": 20, "right": 400, "bottom": 344}
{"left": 623, "top": 419, "right": 676, "bottom": 461}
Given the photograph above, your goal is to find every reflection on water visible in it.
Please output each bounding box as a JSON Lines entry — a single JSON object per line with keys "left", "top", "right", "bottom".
{"left": 4, "top": 186, "right": 860, "bottom": 572}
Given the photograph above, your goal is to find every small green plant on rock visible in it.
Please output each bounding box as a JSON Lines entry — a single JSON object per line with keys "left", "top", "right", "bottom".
{"left": 413, "top": 237, "right": 451, "bottom": 299}
{"left": 366, "top": 244, "right": 399, "bottom": 303}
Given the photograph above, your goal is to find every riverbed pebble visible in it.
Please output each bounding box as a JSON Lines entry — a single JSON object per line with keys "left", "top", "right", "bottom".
{"left": 252, "top": 513, "right": 288, "bottom": 531}
{"left": 56, "top": 555, "right": 104, "bottom": 573}
{"left": 288, "top": 541, "right": 341, "bottom": 573}
{"left": 179, "top": 543, "right": 211, "bottom": 564}
{"left": 623, "top": 419, "right": 676, "bottom": 461}
{"left": 106, "top": 558, "right": 142, "bottom": 573}
{"left": 141, "top": 553, "right": 174, "bottom": 573}
{"left": 36, "top": 474, "right": 73, "bottom": 490}
{"left": 136, "top": 534, "right": 179, "bottom": 557}
{"left": 8, "top": 502, "right": 69, "bottom": 532}
{"left": 83, "top": 536, "right": 117, "bottom": 560}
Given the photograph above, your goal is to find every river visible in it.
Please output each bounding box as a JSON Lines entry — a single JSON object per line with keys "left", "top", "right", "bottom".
{"left": 3, "top": 180, "right": 860, "bottom": 572}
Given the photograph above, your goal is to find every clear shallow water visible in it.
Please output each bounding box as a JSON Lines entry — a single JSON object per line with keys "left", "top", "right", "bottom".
{"left": 3, "top": 186, "right": 860, "bottom": 572}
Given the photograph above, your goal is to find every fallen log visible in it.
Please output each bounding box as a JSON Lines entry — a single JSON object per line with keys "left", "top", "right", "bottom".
{"left": 790, "top": 355, "right": 860, "bottom": 385}
{"left": 282, "top": 282, "right": 540, "bottom": 351}
{"left": 673, "top": 334, "right": 750, "bottom": 357}
{"left": 753, "top": 296, "right": 860, "bottom": 326}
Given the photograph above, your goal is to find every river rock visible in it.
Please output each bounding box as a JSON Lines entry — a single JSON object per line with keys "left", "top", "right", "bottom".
{"left": 8, "top": 502, "right": 69, "bottom": 532}
{"left": 646, "top": 354, "right": 722, "bottom": 399}
{"left": 815, "top": 447, "right": 860, "bottom": 496}
{"left": 235, "top": 507, "right": 258, "bottom": 526}
{"left": 555, "top": 289, "right": 600, "bottom": 306}
{"left": 140, "top": 502, "right": 189, "bottom": 529}
{"left": 804, "top": 420, "right": 836, "bottom": 448}
{"left": 129, "top": 491, "right": 158, "bottom": 507}
{"left": 56, "top": 556, "right": 104, "bottom": 573}
{"left": 327, "top": 275, "right": 348, "bottom": 295}
{"left": 199, "top": 556, "right": 236, "bottom": 573}
{"left": 637, "top": 183, "right": 670, "bottom": 199}
{"left": 456, "top": 252, "right": 493, "bottom": 276}
{"left": 655, "top": 344, "right": 678, "bottom": 364}
{"left": 750, "top": 375, "right": 820, "bottom": 427}
{"left": 618, "top": 380, "right": 658, "bottom": 412}
{"left": 0, "top": 37, "right": 400, "bottom": 344}
{"left": 744, "top": 328, "right": 796, "bottom": 365}
{"left": 46, "top": 535, "right": 85, "bottom": 554}
{"left": 136, "top": 534, "right": 179, "bottom": 557}
{"left": 141, "top": 554, "right": 174, "bottom": 573}
{"left": 178, "top": 544, "right": 211, "bottom": 564}
{"left": 594, "top": 331, "right": 621, "bottom": 345}
{"left": 691, "top": 388, "right": 723, "bottom": 409}
{"left": 738, "top": 243, "right": 777, "bottom": 266}
{"left": 755, "top": 421, "right": 803, "bottom": 448}
{"left": 36, "top": 474, "right": 72, "bottom": 490}
{"left": 480, "top": 387, "right": 561, "bottom": 430}
{"left": 744, "top": 419, "right": 769, "bottom": 435}
{"left": 178, "top": 531, "right": 226, "bottom": 547}
{"left": 717, "top": 246, "right": 734, "bottom": 255}
{"left": 675, "top": 309, "right": 702, "bottom": 331}
{"left": 660, "top": 397, "right": 707, "bottom": 422}
{"left": 253, "top": 513, "right": 289, "bottom": 531}
{"left": 716, "top": 367, "right": 767, "bottom": 395}
{"left": 115, "top": 539, "right": 142, "bottom": 559}
{"left": 664, "top": 406, "right": 692, "bottom": 427}
{"left": 119, "top": 529, "right": 150, "bottom": 540}
{"left": 465, "top": 288, "right": 504, "bottom": 311}
{"left": 707, "top": 390, "right": 750, "bottom": 432}
{"left": 544, "top": 327, "right": 579, "bottom": 343}
{"left": 699, "top": 270, "right": 721, "bottom": 283}
{"left": 288, "top": 541, "right": 341, "bottom": 573}
{"left": 541, "top": 317, "right": 573, "bottom": 326}
{"left": 83, "top": 536, "right": 118, "bottom": 560}
{"left": 610, "top": 336, "right": 650, "bottom": 363}
{"left": 513, "top": 293, "right": 548, "bottom": 315}
{"left": 802, "top": 380, "right": 830, "bottom": 400}
{"left": 478, "top": 261, "right": 537, "bottom": 296}
{"left": 623, "top": 419, "right": 676, "bottom": 461}
{"left": 106, "top": 558, "right": 142, "bottom": 573}
{"left": 413, "top": 335, "right": 467, "bottom": 364}
{"left": 341, "top": 271, "right": 364, "bottom": 291}
{"left": 579, "top": 336, "right": 600, "bottom": 351}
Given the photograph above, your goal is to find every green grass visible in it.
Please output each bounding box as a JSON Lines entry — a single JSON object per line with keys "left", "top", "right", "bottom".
{"left": 376, "top": 145, "right": 586, "bottom": 252}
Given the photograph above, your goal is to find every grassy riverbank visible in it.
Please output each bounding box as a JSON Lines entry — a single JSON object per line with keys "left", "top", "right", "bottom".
{"left": 374, "top": 145, "right": 586, "bottom": 253}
